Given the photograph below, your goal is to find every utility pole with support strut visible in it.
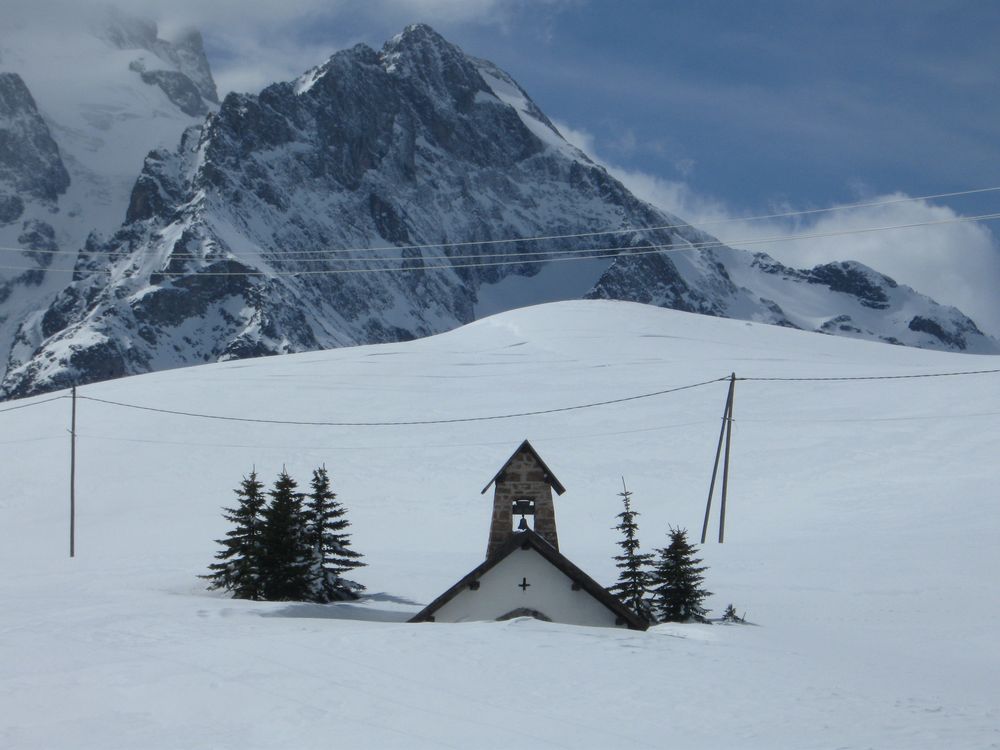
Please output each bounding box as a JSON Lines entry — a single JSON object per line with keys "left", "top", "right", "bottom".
{"left": 701, "top": 373, "right": 736, "bottom": 544}
{"left": 69, "top": 386, "right": 76, "bottom": 558}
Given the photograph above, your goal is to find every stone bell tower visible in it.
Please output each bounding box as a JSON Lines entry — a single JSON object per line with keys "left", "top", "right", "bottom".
{"left": 480, "top": 440, "right": 566, "bottom": 558}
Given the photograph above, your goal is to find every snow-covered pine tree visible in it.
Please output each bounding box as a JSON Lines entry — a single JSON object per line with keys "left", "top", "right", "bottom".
{"left": 203, "top": 470, "right": 268, "bottom": 600}
{"left": 650, "top": 527, "right": 712, "bottom": 623}
{"left": 304, "top": 465, "right": 366, "bottom": 602}
{"left": 608, "top": 478, "right": 654, "bottom": 620}
{"left": 721, "top": 603, "right": 746, "bottom": 623}
{"left": 258, "top": 468, "right": 312, "bottom": 601}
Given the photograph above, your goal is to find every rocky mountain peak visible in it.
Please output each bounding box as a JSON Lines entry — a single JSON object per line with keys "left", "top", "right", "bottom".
{"left": 382, "top": 23, "right": 455, "bottom": 58}
{"left": 1, "top": 25, "right": 995, "bottom": 399}
{"left": 0, "top": 72, "right": 70, "bottom": 208}
{"left": 379, "top": 23, "right": 487, "bottom": 100}
{"left": 96, "top": 6, "right": 219, "bottom": 105}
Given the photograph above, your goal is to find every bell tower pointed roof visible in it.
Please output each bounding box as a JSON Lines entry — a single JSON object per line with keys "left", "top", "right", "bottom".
{"left": 480, "top": 439, "right": 566, "bottom": 496}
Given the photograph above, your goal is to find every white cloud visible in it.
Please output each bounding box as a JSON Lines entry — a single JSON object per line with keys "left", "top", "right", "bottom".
{"left": 552, "top": 120, "right": 596, "bottom": 155}
{"left": 5, "top": 0, "right": 543, "bottom": 96}
{"left": 555, "top": 120, "right": 1000, "bottom": 338}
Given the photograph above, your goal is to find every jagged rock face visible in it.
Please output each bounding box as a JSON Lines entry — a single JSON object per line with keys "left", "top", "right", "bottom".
{"left": 131, "top": 64, "right": 210, "bottom": 117}
{"left": 2, "top": 24, "right": 996, "bottom": 398}
{"left": 0, "top": 71, "right": 72, "bottom": 369}
{"left": 0, "top": 72, "right": 69, "bottom": 207}
{"left": 100, "top": 9, "right": 219, "bottom": 105}
{"left": 0, "top": 8, "right": 222, "bottom": 379}
{"left": 2, "top": 25, "right": 688, "bottom": 396}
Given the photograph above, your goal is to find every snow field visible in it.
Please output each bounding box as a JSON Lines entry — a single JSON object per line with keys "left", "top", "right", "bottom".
{"left": 1, "top": 300, "right": 998, "bottom": 748}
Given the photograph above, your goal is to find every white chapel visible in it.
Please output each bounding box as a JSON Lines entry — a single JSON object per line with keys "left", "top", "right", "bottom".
{"left": 409, "top": 440, "right": 648, "bottom": 630}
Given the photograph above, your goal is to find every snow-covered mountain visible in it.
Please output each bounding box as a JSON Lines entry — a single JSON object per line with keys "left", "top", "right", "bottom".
{"left": 0, "top": 7, "right": 218, "bottom": 372}
{"left": 1, "top": 23, "right": 994, "bottom": 398}
{"left": 588, "top": 246, "right": 993, "bottom": 351}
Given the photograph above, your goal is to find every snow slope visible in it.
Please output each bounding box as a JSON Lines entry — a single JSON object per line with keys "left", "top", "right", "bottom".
{"left": 0, "top": 300, "right": 998, "bottom": 748}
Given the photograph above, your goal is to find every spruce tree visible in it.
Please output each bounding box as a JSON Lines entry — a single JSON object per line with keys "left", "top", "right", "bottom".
{"left": 650, "top": 527, "right": 712, "bottom": 623}
{"left": 608, "top": 478, "right": 653, "bottom": 619}
{"left": 721, "top": 603, "right": 745, "bottom": 623}
{"left": 258, "top": 468, "right": 313, "bottom": 601}
{"left": 304, "top": 465, "right": 366, "bottom": 602}
{"left": 203, "top": 470, "right": 267, "bottom": 600}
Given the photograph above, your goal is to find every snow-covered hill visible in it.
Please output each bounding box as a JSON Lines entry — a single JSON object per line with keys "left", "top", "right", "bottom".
{"left": 3, "top": 23, "right": 994, "bottom": 399}
{"left": 0, "top": 301, "right": 997, "bottom": 748}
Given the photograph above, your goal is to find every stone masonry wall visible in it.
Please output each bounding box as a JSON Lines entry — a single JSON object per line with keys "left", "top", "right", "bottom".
{"left": 487, "top": 449, "right": 558, "bottom": 558}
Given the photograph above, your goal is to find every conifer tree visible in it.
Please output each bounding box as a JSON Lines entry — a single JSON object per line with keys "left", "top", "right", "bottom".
{"left": 608, "top": 478, "right": 653, "bottom": 619}
{"left": 721, "top": 603, "right": 746, "bottom": 623}
{"left": 203, "top": 470, "right": 267, "bottom": 600}
{"left": 304, "top": 465, "right": 366, "bottom": 602}
{"left": 650, "top": 527, "right": 712, "bottom": 623}
{"left": 258, "top": 468, "right": 312, "bottom": 601}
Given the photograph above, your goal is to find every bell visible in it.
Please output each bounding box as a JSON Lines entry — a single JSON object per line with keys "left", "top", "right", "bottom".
{"left": 517, "top": 515, "right": 529, "bottom": 531}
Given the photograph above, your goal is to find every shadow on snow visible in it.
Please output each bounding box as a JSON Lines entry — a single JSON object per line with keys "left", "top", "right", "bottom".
{"left": 260, "top": 592, "right": 423, "bottom": 623}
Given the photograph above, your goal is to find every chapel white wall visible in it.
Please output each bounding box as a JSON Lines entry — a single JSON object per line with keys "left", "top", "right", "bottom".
{"left": 431, "top": 547, "right": 625, "bottom": 628}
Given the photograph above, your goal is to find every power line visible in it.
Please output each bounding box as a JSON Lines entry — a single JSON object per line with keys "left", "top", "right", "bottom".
{"left": 52, "top": 366, "right": 1000, "bottom": 428}
{"left": 0, "top": 395, "right": 67, "bottom": 414}
{"left": 117, "top": 211, "right": 1000, "bottom": 275}
{"left": 2, "top": 185, "right": 997, "bottom": 260}
{"left": 4, "top": 210, "right": 998, "bottom": 277}
{"left": 2, "top": 198, "right": 998, "bottom": 265}
{"left": 73, "top": 419, "right": 714, "bottom": 451}
{"left": 738, "top": 410, "right": 1000, "bottom": 424}
{"left": 1, "top": 366, "right": 997, "bottom": 428}
{"left": 0, "top": 434, "right": 65, "bottom": 445}
{"left": 738, "top": 367, "right": 1000, "bottom": 382}
{"left": 76, "top": 377, "right": 728, "bottom": 426}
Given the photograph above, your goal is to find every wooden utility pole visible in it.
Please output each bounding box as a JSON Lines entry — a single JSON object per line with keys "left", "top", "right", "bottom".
{"left": 701, "top": 373, "right": 736, "bottom": 544}
{"left": 70, "top": 386, "right": 76, "bottom": 558}
{"left": 718, "top": 373, "right": 736, "bottom": 543}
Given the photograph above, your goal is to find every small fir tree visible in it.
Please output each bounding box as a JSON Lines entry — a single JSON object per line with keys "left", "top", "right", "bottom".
{"left": 607, "top": 478, "right": 654, "bottom": 619}
{"left": 650, "top": 527, "right": 712, "bottom": 623}
{"left": 203, "top": 470, "right": 268, "bottom": 600}
{"left": 721, "top": 603, "right": 746, "bottom": 623}
{"left": 258, "top": 468, "right": 313, "bottom": 601}
{"left": 304, "top": 466, "right": 366, "bottom": 602}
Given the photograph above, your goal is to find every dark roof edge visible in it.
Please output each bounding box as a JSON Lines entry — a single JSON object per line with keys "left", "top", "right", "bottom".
{"left": 408, "top": 530, "right": 648, "bottom": 631}
{"left": 480, "top": 439, "right": 567, "bottom": 496}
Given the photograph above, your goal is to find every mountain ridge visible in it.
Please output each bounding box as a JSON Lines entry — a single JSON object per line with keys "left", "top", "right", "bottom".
{"left": 1, "top": 22, "right": 995, "bottom": 398}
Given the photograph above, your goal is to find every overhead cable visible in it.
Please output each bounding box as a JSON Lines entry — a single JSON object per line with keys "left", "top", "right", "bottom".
{"left": 75, "top": 377, "right": 728, "bottom": 426}
{"left": 738, "top": 367, "right": 1000, "bottom": 382}
{"left": 1, "top": 185, "right": 997, "bottom": 260}
{"left": 1, "top": 367, "right": 997, "bottom": 426}
{"left": 0, "top": 394, "right": 67, "bottom": 414}
{"left": 3, "top": 211, "right": 998, "bottom": 277}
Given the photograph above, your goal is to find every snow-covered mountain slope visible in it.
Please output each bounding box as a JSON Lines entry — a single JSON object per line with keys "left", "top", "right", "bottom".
{"left": 2, "top": 23, "right": 994, "bottom": 399}
{"left": 0, "top": 70, "right": 76, "bottom": 380}
{"left": 0, "top": 7, "right": 218, "bottom": 370}
{"left": 1, "top": 301, "right": 997, "bottom": 748}
{"left": 590, "top": 245, "right": 995, "bottom": 350}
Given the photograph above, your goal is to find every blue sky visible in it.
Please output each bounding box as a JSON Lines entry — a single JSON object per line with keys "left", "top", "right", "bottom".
{"left": 191, "top": 0, "right": 1000, "bottom": 333}
{"left": 198, "top": 0, "right": 1000, "bottom": 218}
